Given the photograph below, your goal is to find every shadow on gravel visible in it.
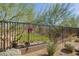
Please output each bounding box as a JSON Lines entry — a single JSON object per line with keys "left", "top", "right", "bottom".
{"left": 76, "top": 52, "right": 79, "bottom": 56}
{"left": 41, "top": 54, "right": 48, "bottom": 56}
{"left": 61, "top": 48, "right": 72, "bottom": 54}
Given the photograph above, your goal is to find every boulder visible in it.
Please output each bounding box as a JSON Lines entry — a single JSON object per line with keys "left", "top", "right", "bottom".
{"left": 0, "top": 48, "right": 21, "bottom": 56}
{"left": 75, "top": 46, "right": 79, "bottom": 52}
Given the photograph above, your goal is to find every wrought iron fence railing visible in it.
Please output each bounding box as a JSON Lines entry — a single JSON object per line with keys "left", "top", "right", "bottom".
{"left": 0, "top": 20, "right": 79, "bottom": 51}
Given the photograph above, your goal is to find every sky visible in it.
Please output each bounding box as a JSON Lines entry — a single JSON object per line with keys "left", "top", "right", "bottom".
{"left": 35, "top": 3, "right": 79, "bottom": 16}
{"left": 73, "top": 3, "right": 79, "bottom": 15}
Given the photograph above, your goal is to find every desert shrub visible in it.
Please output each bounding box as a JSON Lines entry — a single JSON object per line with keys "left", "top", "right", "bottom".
{"left": 64, "top": 42, "right": 74, "bottom": 52}
{"left": 47, "top": 41, "right": 57, "bottom": 56}
{"left": 67, "top": 36, "right": 73, "bottom": 42}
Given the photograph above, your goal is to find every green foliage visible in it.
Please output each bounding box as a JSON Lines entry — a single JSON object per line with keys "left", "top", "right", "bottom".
{"left": 35, "top": 4, "right": 74, "bottom": 41}
{"left": 65, "top": 42, "right": 74, "bottom": 52}
{"left": 0, "top": 4, "right": 35, "bottom": 40}
{"left": 48, "top": 26, "right": 62, "bottom": 42}
{"left": 16, "top": 32, "right": 49, "bottom": 42}
{"left": 0, "top": 3, "right": 35, "bottom": 23}
{"left": 60, "top": 17, "right": 79, "bottom": 28}
{"left": 35, "top": 4, "right": 73, "bottom": 26}
{"left": 47, "top": 41, "right": 57, "bottom": 56}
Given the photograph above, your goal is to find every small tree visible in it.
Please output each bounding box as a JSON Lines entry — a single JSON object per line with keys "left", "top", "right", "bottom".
{"left": 35, "top": 3, "right": 74, "bottom": 41}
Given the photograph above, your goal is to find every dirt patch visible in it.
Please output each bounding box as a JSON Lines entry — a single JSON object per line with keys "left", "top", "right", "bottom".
{"left": 24, "top": 48, "right": 47, "bottom": 56}
{"left": 23, "top": 37, "right": 79, "bottom": 56}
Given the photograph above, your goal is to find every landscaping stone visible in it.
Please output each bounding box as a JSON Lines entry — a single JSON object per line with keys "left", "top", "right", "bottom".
{"left": 0, "top": 48, "right": 21, "bottom": 56}
{"left": 75, "top": 39, "right": 79, "bottom": 42}
{"left": 75, "top": 46, "right": 79, "bottom": 52}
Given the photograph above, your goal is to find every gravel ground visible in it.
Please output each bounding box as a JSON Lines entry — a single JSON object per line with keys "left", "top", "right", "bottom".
{"left": 24, "top": 48, "right": 47, "bottom": 56}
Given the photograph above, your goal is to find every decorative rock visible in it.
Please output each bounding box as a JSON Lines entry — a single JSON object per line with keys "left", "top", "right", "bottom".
{"left": 0, "top": 48, "right": 21, "bottom": 56}
{"left": 75, "top": 46, "right": 79, "bottom": 52}
{"left": 75, "top": 39, "right": 79, "bottom": 42}
{"left": 64, "top": 42, "right": 74, "bottom": 52}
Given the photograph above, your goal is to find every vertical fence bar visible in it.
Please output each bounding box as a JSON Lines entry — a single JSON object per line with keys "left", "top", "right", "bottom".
{"left": 15, "top": 22, "right": 17, "bottom": 45}
{"left": 12, "top": 23, "right": 13, "bottom": 42}
{"left": 3, "top": 21, "right": 5, "bottom": 51}
{"left": 9, "top": 22, "right": 10, "bottom": 48}
{"left": 16, "top": 22, "right": 18, "bottom": 45}
{"left": 0, "top": 22, "right": 1, "bottom": 49}
{"left": 64, "top": 27, "right": 65, "bottom": 45}
{"left": 28, "top": 24, "right": 30, "bottom": 44}
{"left": 48, "top": 25, "right": 51, "bottom": 41}
{"left": 25, "top": 24, "right": 27, "bottom": 42}
{"left": 14, "top": 23, "right": 16, "bottom": 41}
{"left": 11, "top": 22, "right": 13, "bottom": 48}
{"left": 23, "top": 24, "right": 25, "bottom": 42}
{"left": 18, "top": 23, "right": 20, "bottom": 45}
{"left": 62, "top": 26, "right": 64, "bottom": 47}
{"left": 7, "top": 22, "right": 8, "bottom": 49}
{"left": 18, "top": 23, "right": 19, "bottom": 35}
{"left": 19, "top": 23, "right": 20, "bottom": 36}
{"left": 12, "top": 23, "right": 15, "bottom": 41}
{"left": 10, "top": 22, "right": 12, "bottom": 48}
{"left": 1, "top": 21, "right": 3, "bottom": 49}
{"left": 24, "top": 24, "right": 26, "bottom": 42}
{"left": 11, "top": 22, "right": 12, "bottom": 47}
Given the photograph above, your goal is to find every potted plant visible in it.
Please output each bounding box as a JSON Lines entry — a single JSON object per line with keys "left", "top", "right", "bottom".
{"left": 25, "top": 42, "right": 30, "bottom": 47}
{"left": 12, "top": 41, "right": 18, "bottom": 48}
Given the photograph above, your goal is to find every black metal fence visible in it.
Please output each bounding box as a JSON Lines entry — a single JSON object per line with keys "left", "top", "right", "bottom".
{"left": 0, "top": 20, "right": 79, "bottom": 51}
{"left": 0, "top": 20, "right": 29, "bottom": 51}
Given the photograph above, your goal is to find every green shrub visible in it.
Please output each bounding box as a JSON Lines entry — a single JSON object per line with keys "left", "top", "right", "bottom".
{"left": 65, "top": 42, "right": 74, "bottom": 52}
{"left": 47, "top": 41, "right": 57, "bottom": 56}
